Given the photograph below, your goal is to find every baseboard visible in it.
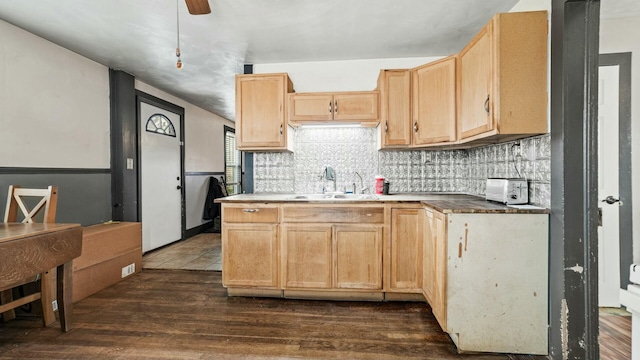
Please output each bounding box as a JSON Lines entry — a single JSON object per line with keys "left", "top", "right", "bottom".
{"left": 185, "top": 221, "right": 214, "bottom": 238}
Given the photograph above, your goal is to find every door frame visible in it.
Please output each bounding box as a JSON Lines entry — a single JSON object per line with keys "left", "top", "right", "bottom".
{"left": 549, "top": 0, "right": 601, "bottom": 358}
{"left": 135, "top": 90, "right": 186, "bottom": 242}
{"left": 599, "top": 53, "right": 633, "bottom": 291}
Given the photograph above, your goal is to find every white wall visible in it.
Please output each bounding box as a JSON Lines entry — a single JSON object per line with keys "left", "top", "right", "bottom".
{"left": 0, "top": 18, "right": 232, "bottom": 231}
{"left": 600, "top": 16, "right": 640, "bottom": 262}
{"left": 135, "top": 81, "right": 234, "bottom": 229}
{"left": 254, "top": 57, "right": 442, "bottom": 92}
{"left": 510, "top": 0, "right": 551, "bottom": 12}
{"left": 135, "top": 81, "right": 234, "bottom": 172}
{"left": 0, "top": 19, "right": 110, "bottom": 168}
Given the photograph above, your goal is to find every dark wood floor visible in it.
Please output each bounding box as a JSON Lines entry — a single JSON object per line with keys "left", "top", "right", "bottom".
{"left": 599, "top": 309, "right": 631, "bottom": 360}
{"left": 0, "top": 269, "right": 629, "bottom": 359}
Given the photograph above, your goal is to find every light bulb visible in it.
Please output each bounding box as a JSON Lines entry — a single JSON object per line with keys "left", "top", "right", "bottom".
{"left": 176, "top": 58, "right": 183, "bottom": 69}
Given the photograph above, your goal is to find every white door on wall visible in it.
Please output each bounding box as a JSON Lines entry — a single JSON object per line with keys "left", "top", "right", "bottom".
{"left": 140, "top": 102, "right": 183, "bottom": 252}
{"left": 597, "top": 65, "right": 621, "bottom": 307}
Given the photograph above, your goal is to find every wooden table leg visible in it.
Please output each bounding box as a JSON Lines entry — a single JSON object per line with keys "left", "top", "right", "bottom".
{"left": 41, "top": 269, "right": 56, "bottom": 326}
{"left": 0, "top": 289, "right": 16, "bottom": 321}
{"left": 56, "top": 261, "right": 73, "bottom": 331}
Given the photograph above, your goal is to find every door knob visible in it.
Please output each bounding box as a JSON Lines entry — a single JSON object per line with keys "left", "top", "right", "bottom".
{"left": 602, "top": 195, "right": 621, "bottom": 205}
{"left": 176, "top": 185, "right": 182, "bottom": 190}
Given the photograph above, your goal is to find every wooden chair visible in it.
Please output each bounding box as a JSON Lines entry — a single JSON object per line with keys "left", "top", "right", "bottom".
{"left": 1, "top": 185, "right": 58, "bottom": 325}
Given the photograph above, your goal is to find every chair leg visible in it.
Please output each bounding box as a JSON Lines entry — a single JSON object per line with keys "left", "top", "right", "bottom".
{"left": 0, "top": 290, "right": 16, "bottom": 321}
{"left": 40, "top": 270, "right": 56, "bottom": 326}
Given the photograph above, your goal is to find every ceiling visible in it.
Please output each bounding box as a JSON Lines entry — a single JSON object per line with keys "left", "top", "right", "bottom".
{"left": 0, "top": 0, "right": 636, "bottom": 121}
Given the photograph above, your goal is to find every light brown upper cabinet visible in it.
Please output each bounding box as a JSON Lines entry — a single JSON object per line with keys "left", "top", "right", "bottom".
{"left": 377, "top": 58, "right": 456, "bottom": 149}
{"left": 458, "top": 11, "right": 548, "bottom": 144}
{"left": 412, "top": 56, "right": 457, "bottom": 146}
{"left": 235, "top": 73, "right": 294, "bottom": 151}
{"left": 288, "top": 92, "right": 379, "bottom": 124}
{"left": 378, "top": 70, "right": 412, "bottom": 148}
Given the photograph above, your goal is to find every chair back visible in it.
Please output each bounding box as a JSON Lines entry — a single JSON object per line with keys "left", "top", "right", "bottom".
{"left": 4, "top": 185, "right": 58, "bottom": 223}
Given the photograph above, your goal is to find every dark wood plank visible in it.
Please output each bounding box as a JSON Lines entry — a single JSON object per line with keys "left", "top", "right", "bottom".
{"left": 599, "top": 310, "right": 631, "bottom": 360}
{"left": 0, "top": 269, "right": 546, "bottom": 359}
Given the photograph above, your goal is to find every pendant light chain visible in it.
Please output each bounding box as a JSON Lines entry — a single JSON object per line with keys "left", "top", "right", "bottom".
{"left": 176, "top": 0, "right": 183, "bottom": 69}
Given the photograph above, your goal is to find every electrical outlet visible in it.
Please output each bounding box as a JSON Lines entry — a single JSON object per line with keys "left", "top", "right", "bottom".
{"left": 121, "top": 263, "right": 135, "bottom": 278}
{"left": 52, "top": 300, "right": 58, "bottom": 312}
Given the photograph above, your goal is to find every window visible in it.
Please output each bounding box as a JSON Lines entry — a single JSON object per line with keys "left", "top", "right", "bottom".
{"left": 145, "top": 114, "right": 176, "bottom": 137}
{"left": 224, "top": 126, "right": 242, "bottom": 195}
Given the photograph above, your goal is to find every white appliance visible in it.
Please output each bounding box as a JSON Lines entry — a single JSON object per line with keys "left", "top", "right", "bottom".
{"left": 485, "top": 178, "right": 529, "bottom": 205}
{"left": 620, "top": 264, "right": 640, "bottom": 360}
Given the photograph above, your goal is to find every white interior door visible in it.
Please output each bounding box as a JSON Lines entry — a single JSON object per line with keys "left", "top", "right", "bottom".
{"left": 140, "top": 102, "right": 182, "bottom": 252}
{"left": 598, "top": 65, "right": 621, "bottom": 307}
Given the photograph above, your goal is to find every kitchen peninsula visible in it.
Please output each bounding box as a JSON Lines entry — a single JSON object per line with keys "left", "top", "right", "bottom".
{"left": 216, "top": 193, "right": 549, "bottom": 355}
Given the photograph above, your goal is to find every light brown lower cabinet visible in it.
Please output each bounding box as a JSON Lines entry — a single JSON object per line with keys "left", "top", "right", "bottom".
{"left": 280, "top": 224, "right": 383, "bottom": 290}
{"left": 281, "top": 225, "right": 332, "bottom": 289}
{"left": 423, "top": 209, "right": 447, "bottom": 329}
{"left": 389, "top": 208, "right": 423, "bottom": 292}
{"left": 422, "top": 207, "right": 549, "bottom": 355}
{"left": 222, "top": 223, "right": 279, "bottom": 288}
{"left": 333, "top": 225, "right": 383, "bottom": 290}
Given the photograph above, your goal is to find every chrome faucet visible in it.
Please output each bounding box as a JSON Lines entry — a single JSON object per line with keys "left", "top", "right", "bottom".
{"left": 354, "top": 171, "right": 368, "bottom": 194}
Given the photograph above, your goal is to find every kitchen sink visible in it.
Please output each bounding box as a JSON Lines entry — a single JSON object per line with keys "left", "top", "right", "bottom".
{"left": 288, "top": 194, "right": 333, "bottom": 200}
{"left": 332, "top": 194, "right": 379, "bottom": 200}
{"left": 286, "top": 193, "right": 379, "bottom": 201}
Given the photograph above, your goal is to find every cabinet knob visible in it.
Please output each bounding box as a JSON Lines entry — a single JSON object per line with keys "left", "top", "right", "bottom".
{"left": 385, "top": 121, "right": 388, "bottom": 133}
{"left": 414, "top": 122, "right": 418, "bottom": 133}
{"left": 280, "top": 124, "right": 283, "bottom": 135}
{"left": 329, "top": 101, "right": 332, "bottom": 114}
{"left": 484, "top": 94, "right": 490, "bottom": 116}
{"left": 334, "top": 100, "right": 338, "bottom": 113}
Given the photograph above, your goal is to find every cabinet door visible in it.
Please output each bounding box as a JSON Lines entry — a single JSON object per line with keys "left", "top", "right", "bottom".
{"left": 422, "top": 210, "right": 435, "bottom": 303}
{"left": 458, "top": 21, "right": 494, "bottom": 140}
{"left": 222, "top": 224, "right": 279, "bottom": 288}
{"left": 289, "top": 93, "right": 334, "bottom": 121}
{"left": 390, "top": 208, "right": 423, "bottom": 291}
{"left": 431, "top": 211, "right": 447, "bottom": 329}
{"left": 281, "top": 225, "right": 332, "bottom": 289}
{"left": 333, "top": 225, "right": 383, "bottom": 289}
{"left": 236, "top": 74, "right": 290, "bottom": 149}
{"left": 379, "top": 70, "right": 412, "bottom": 147}
{"left": 332, "top": 92, "right": 379, "bottom": 121}
{"left": 412, "top": 57, "right": 457, "bottom": 146}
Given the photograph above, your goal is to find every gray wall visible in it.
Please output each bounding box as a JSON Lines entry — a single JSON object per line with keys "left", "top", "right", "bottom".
{"left": 0, "top": 171, "right": 112, "bottom": 226}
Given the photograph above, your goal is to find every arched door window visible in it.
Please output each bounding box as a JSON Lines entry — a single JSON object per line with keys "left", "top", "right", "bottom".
{"left": 145, "top": 114, "right": 176, "bottom": 137}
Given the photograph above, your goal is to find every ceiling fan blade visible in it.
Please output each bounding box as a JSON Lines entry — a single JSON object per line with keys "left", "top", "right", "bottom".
{"left": 185, "top": 0, "right": 211, "bottom": 15}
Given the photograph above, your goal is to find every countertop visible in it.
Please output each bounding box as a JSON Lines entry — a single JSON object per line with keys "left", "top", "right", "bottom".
{"left": 215, "top": 193, "right": 550, "bottom": 214}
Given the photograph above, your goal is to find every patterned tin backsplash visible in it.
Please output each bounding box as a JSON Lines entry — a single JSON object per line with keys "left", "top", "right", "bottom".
{"left": 254, "top": 127, "right": 379, "bottom": 194}
{"left": 253, "top": 127, "right": 551, "bottom": 207}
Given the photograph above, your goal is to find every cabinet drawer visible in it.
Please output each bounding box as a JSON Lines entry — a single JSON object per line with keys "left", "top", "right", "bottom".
{"left": 224, "top": 206, "right": 279, "bottom": 223}
{"left": 282, "top": 206, "right": 384, "bottom": 224}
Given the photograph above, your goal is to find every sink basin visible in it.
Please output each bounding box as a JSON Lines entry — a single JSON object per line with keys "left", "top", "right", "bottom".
{"left": 286, "top": 194, "right": 379, "bottom": 201}
{"left": 288, "top": 194, "right": 333, "bottom": 200}
{"left": 332, "top": 194, "right": 379, "bottom": 200}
